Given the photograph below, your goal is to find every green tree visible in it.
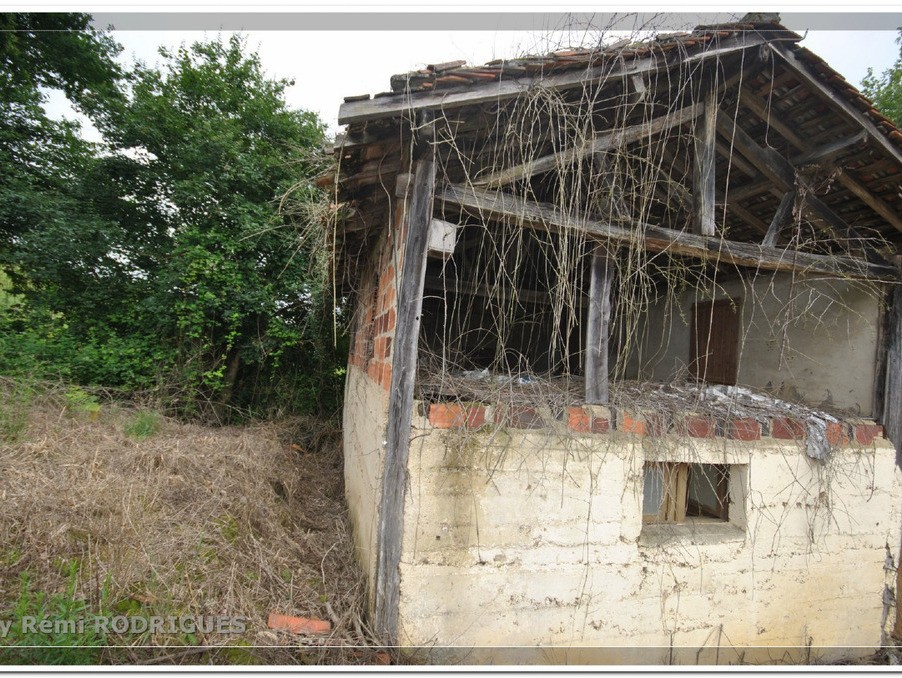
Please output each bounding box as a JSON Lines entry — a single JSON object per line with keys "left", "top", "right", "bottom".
{"left": 0, "top": 13, "right": 122, "bottom": 246}
{"left": 0, "top": 13, "right": 136, "bottom": 385}
{"left": 97, "top": 35, "right": 331, "bottom": 417}
{"left": 862, "top": 31, "right": 902, "bottom": 128}
{"left": 1, "top": 21, "right": 339, "bottom": 419}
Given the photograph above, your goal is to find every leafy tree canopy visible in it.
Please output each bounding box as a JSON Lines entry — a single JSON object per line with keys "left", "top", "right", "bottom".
{"left": 1, "top": 19, "right": 338, "bottom": 420}
{"left": 862, "top": 31, "right": 902, "bottom": 128}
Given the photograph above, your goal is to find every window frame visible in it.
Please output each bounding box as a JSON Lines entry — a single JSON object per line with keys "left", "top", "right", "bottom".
{"left": 642, "top": 461, "right": 730, "bottom": 524}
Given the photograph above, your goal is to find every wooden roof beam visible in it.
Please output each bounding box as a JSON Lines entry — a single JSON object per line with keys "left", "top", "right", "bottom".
{"left": 437, "top": 183, "right": 897, "bottom": 281}
{"left": 742, "top": 69, "right": 902, "bottom": 235}
{"left": 761, "top": 190, "right": 796, "bottom": 247}
{"left": 769, "top": 43, "right": 902, "bottom": 168}
{"left": 471, "top": 101, "right": 705, "bottom": 188}
{"left": 792, "top": 130, "right": 867, "bottom": 166}
{"left": 716, "top": 114, "right": 888, "bottom": 264}
{"left": 338, "top": 34, "right": 780, "bottom": 126}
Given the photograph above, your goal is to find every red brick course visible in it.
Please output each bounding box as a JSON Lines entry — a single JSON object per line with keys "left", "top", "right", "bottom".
{"left": 676, "top": 415, "right": 716, "bottom": 438}
{"left": 826, "top": 421, "right": 850, "bottom": 447}
{"left": 728, "top": 418, "right": 761, "bottom": 441}
{"left": 421, "top": 401, "right": 879, "bottom": 450}
{"left": 618, "top": 411, "right": 646, "bottom": 436}
{"left": 428, "top": 403, "right": 486, "bottom": 429}
{"left": 566, "top": 407, "right": 609, "bottom": 433}
{"left": 854, "top": 423, "right": 883, "bottom": 445}
{"left": 495, "top": 406, "right": 545, "bottom": 429}
{"left": 771, "top": 417, "right": 806, "bottom": 440}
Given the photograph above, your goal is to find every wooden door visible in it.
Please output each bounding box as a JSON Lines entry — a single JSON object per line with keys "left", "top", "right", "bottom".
{"left": 690, "top": 298, "right": 740, "bottom": 385}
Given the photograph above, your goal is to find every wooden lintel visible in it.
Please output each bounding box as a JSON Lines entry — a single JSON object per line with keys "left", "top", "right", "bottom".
{"left": 692, "top": 83, "right": 718, "bottom": 236}
{"left": 437, "top": 183, "right": 896, "bottom": 281}
{"left": 473, "top": 102, "right": 704, "bottom": 188}
{"left": 762, "top": 190, "right": 796, "bottom": 247}
{"left": 338, "top": 34, "right": 779, "bottom": 126}
{"left": 585, "top": 251, "right": 614, "bottom": 405}
{"left": 374, "top": 128, "right": 436, "bottom": 645}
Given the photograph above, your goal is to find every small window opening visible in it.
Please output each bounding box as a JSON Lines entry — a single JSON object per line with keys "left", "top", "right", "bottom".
{"left": 643, "top": 462, "right": 729, "bottom": 524}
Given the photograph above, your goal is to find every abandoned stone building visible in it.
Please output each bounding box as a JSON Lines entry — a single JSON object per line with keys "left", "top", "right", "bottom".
{"left": 324, "top": 15, "right": 902, "bottom": 663}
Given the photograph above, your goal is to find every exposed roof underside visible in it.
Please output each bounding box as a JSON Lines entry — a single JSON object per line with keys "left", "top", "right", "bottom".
{"left": 328, "top": 16, "right": 902, "bottom": 291}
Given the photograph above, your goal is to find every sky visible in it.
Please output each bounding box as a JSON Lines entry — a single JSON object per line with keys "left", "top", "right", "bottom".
{"left": 35, "top": 7, "right": 902, "bottom": 139}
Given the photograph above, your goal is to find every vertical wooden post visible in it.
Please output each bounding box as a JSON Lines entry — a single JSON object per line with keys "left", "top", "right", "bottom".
{"left": 374, "top": 114, "right": 435, "bottom": 645}
{"left": 886, "top": 258, "right": 902, "bottom": 640}
{"left": 885, "top": 257, "right": 902, "bottom": 466}
{"left": 693, "top": 82, "right": 717, "bottom": 237}
{"left": 585, "top": 250, "right": 614, "bottom": 405}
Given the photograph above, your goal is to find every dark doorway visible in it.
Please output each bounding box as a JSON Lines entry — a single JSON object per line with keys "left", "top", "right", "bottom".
{"left": 690, "top": 298, "right": 740, "bottom": 385}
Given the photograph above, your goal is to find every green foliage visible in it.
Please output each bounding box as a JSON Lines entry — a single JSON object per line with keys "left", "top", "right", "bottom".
{"left": 95, "top": 35, "right": 330, "bottom": 417}
{"left": 0, "top": 269, "right": 21, "bottom": 311}
{"left": 64, "top": 386, "right": 101, "bottom": 418}
{"left": 862, "top": 31, "right": 902, "bottom": 127}
{"left": 0, "top": 561, "right": 109, "bottom": 665}
{"left": 0, "top": 20, "right": 345, "bottom": 421}
{"left": 124, "top": 411, "right": 160, "bottom": 440}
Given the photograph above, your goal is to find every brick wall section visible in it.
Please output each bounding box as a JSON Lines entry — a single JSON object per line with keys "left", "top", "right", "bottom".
{"left": 346, "top": 236, "right": 400, "bottom": 393}
{"left": 423, "top": 401, "right": 884, "bottom": 447}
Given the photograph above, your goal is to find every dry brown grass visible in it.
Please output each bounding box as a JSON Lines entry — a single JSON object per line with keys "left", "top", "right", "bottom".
{"left": 0, "top": 378, "right": 383, "bottom": 665}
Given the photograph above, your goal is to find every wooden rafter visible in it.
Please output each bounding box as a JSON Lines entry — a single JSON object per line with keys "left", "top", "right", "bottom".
{"left": 716, "top": 115, "right": 888, "bottom": 263}
{"left": 769, "top": 44, "right": 902, "bottom": 168}
{"left": 792, "top": 130, "right": 867, "bottom": 166}
{"left": 437, "top": 183, "right": 897, "bottom": 280}
{"left": 740, "top": 76, "right": 902, "bottom": 235}
{"left": 471, "top": 102, "right": 705, "bottom": 188}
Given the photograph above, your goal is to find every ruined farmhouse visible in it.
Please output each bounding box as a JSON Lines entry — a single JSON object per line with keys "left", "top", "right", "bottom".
{"left": 324, "top": 15, "right": 902, "bottom": 663}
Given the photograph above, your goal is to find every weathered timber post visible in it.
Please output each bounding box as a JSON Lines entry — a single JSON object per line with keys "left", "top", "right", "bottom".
{"left": 373, "top": 112, "right": 435, "bottom": 645}
{"left": 886, "top": 256, "right": 902, "bottom": 639}
{"left": 692, "top": 80, "right": 717, "bottom": 237}
{"left": 585, "top": 250, "right": 614, "bottom": 405}
{"left": 886, "top": 256, "right": 902, "bottom": 467}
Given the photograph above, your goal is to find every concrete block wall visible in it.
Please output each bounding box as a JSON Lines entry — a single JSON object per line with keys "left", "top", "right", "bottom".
{"left": 398, "top": 402, "right": 902, "bottom": 663}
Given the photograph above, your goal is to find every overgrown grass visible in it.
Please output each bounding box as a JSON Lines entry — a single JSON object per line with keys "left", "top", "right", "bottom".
{"left": 124, "top": 411, "right": 160, "bottom": 440}
{"left": 0, "top": 379, "right": 378, "bottom": 665}
{"left": 0, "top": 379, "right": 33, "bottom": 442}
